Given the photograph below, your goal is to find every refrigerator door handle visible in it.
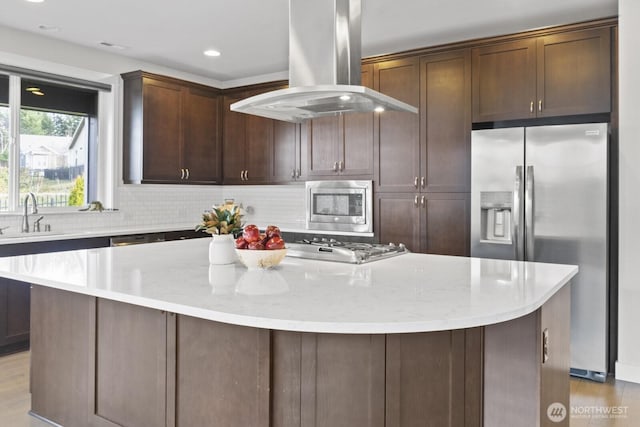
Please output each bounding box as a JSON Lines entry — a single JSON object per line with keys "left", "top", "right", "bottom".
{"left": 525, "top": 165, "right": 535, "bottom": 260}
{"left": 513, "top": 166, "right": 524, "bottom": 260}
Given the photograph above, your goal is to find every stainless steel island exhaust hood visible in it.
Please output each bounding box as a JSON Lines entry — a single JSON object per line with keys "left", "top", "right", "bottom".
{"left": 230, "top": 0, "right": 418, "bottom": 123}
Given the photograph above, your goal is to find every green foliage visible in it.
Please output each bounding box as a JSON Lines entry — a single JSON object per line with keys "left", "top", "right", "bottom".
{"left": 196, "top": 204, "right": 243, "bottom": 235}
{"left": 68, "top": 175, "right": 85, "bottom": 206}
{"left": 20, "top": 110, "right": 82, "bottom": 136}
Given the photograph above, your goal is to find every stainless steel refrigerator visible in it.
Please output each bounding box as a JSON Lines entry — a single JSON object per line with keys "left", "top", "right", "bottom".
{"left": 471, "top": 123, "right": 608, "bottom": 382}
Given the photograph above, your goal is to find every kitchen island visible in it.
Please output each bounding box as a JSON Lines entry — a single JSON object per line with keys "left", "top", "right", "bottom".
{"left": 0, "top": 238, "right": 577, "bottom": 427}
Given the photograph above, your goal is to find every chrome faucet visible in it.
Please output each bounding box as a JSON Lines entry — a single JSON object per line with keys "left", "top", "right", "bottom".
{"left": 22, "top": 192, "right": 38, "bottom": 233}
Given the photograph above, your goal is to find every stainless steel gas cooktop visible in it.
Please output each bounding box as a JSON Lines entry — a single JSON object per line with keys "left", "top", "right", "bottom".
{"left": 286, "top": 237, "right": 408, "bottom": 264}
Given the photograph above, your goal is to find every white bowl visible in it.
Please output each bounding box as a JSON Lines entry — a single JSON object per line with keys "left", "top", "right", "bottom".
{"left": 235, "top": 248, "right": 287, "bottom": 269}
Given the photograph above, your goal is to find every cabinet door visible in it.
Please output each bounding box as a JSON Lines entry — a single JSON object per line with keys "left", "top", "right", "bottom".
{"left": 375, "top": 192, "right": 421, "bottom": 252}
{"left": 142, "top": 78, "right": 183, "bottom": 182}
{"left": 245, "top": 115, "right": 273, "bottom": 183}
{"left": 31, "top": 286, "right": 93, "bottom": 427}
{"left": 421, "top": 193, "right": 470, "bottom": 256}
{"left": 385, "top": 330, "right": 481, "bottom": 427}
{"left": 421, "top": 50, "right": 471, "bottom": 193}
{"left": 272, "top": 121, "right": 300, "bottom": 182}
{"left": 175, "top": 316, "right": 270, "bottom": 427}
{"left": 537, "top": 28, "right": 611, "bottom": 117}
{"left": 90, "top": 299, "right": 168, "bottom": 427}
{"left": 307, "top": 116, "right": 341, "bottom": 177}
{"left": 374, "top": 58, "right": 420, "bottom": 192}
{"left": 472, "top": 39, "right": 537, "bottom": 122}
{"left": 183, "top": 87, "right": 221, "bottom": 183}
{"left": 222, "top": 96, "right": 246, "bottom": 184}
{"left": 302, "top": 334, "right": 385, "bottom": 427}
{"left": 0, "top": 278, "right": 30, "bottom": 353}
{"left": 342, "top": 65, "right": 374, "bottom": 177}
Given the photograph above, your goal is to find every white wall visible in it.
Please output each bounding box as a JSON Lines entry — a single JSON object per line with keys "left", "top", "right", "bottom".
{"left": 0, "top": 25, "right": 307, "bottom": 233}
{"left": 616, "top": 0, "right": 640, "bottom": 383}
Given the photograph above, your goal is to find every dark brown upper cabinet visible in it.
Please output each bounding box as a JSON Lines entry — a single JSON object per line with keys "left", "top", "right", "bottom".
{"left": 222, "top": 94, "right": 271, "bottom": 184}
{"left": 472, "top": 27, "right": 611, "bottom": 122}
{"left": 374, "top": 51, "right": 471, "bottom": 256}
{"left": 222, "top": 85, "right": 303, "bottom": 184}
{"left": 373, "top": 58, "right": 421, "bottom": 193}
{"left": 122, "top": 71, "right": 221, "bottom": 184}
{"left": 305, "top": 65, "right": 374, "bottom": 179}
{"left": 421, "top": 50, "right": 471, "bottom": 193}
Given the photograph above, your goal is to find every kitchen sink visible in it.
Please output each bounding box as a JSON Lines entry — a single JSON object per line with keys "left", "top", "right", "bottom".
{"left": 0, "top": 231, "right": 66, "bottom": 239}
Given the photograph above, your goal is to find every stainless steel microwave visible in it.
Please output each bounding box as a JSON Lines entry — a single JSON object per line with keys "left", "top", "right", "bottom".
{"left": 305, "top": 180, "right": 373, "bottom": 233}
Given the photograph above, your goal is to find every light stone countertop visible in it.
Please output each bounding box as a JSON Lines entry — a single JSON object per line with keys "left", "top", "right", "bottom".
{"left": 0, "top": 238, "right": 578, "bottom": 334}
{"left": 0, "top": 223, "right": 372, "bottom": 246}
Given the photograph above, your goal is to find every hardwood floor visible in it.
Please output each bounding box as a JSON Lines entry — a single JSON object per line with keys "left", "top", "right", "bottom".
{"left": 0, "top": 351, "right": 639, "bottom": 426}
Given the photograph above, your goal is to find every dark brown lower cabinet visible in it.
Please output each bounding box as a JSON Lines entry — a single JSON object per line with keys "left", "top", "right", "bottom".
{"left": 0, "top": 279, "right": 30, "bottom": 354}
{"left": 175, "top": 316, "right": 270, "bottom": 427}
{"left": 30, "top": 286, "right": 93, "bottom": 427}
{"left": 29, "top": 285, "right": 569, "bottom": 427}
{"left": 375, "top": 192, "right": 470, "bottom": 255}
{"left": 90, "top": 299, "right": 169, "bottom": 427}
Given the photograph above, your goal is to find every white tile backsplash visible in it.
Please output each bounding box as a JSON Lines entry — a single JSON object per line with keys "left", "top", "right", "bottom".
{"left": 0, "top": 184, "right": 306, "bottom": 234}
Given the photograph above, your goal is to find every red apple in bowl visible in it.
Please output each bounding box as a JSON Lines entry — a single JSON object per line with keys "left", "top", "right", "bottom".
{"left": 265, "top": 236, "right": 285, "bottom": 250}
{"left": 242, "top": 224, "right": 260, "bottom": 243}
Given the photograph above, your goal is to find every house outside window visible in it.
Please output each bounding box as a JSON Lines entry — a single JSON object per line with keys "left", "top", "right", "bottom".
{"left": 0, "top": 73, "right": 99, "bottom": 212}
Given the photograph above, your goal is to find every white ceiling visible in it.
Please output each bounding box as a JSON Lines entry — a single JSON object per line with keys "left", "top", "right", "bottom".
{"left": 0, "top": 0, "right": 618, "bottom": 84}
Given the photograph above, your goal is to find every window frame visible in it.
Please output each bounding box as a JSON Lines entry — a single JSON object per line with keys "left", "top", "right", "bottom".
{"left": 0, "top": 67, "right": 114, "bottom": 214}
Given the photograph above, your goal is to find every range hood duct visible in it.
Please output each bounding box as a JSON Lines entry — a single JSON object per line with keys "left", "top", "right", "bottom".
{"left": 230, "top": 0, "right": 418, "bottom": 123}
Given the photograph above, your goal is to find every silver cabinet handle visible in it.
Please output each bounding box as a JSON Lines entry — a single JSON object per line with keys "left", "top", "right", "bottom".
{"left": 291, "top": 169, "right": 296, "bottom": 178}
{"left": 333, "top": 162, "right": 338, "bottom": 172}
{"left": 420, "top": 177, "right": 425, "bottom": 188}
{"left": 538, "top": 100, "right": 542, "bottom": 112}
{"left": 530, "top": 101, "right": 534, "bottom": 113}
{"left": 240, "top": 170, "right": 245, "bottom": 181}
{"left": 421, "top": 196, "right": 425, "bottom": 207}
{"left": 339, "top": 160, "right": 344, "bottom": 171}
{"left": 414, "top": 195, "right": 419, "bottom": 207}
{"left": 525, "top": 165, "right": 535, "bottom": 260}
{"left": 185, "top": 168, "right": 189, "bottom": 180}
{"left": 513, "top": 166, "right": 524, "bottom": 260}
{"left": 180, "top": 168, "right": 185, "bottom": 179}
{"left": 245, "top": 170, "right": 248, "bottom": 181}
{"left": 296, "top": 169, "right": 301, "bottom": 178}
{"left": 414, "top": 177, "right": 418, "bottom": 188}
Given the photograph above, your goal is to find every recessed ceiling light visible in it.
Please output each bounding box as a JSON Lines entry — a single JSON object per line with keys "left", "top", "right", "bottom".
{"left": 26, "top": 0, "right": 45, "bottom": 3}
{"left": 374, "top": 106, "right": 385, "bottom": 113}
{"left": 38, "top": 25, "right": 60, "bottom": 32}
{"left": 26, "top": 87, "right": 40, "bottom": 92}
{"left": 99, "top": 41, "right": 127, "bottom": 50}
{"left": 203, "top": 49, "right": 221, "bottom": 57}
{"left": 339, "top": 95, "right": 351, "bottom": 101}
{"left": 31, "top": 91, "right": 45, "bottom": 96}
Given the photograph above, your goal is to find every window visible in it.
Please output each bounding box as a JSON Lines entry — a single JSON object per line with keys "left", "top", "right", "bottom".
{"left": 0, "top": 74, "right": 99, "bottom": 212}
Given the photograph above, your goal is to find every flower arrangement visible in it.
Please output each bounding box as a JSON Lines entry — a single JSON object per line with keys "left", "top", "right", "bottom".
{"left": 196, "top": 200, "right": 243, "bottom": 235}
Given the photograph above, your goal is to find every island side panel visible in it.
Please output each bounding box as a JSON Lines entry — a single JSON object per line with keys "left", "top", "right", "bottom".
{"left": 539, "top": 283, "right": 571, "bottom": 426}
{"left": 385, "top": 329, "right": 483, "bottom": 427}
{"left": 483, "top": 283, "right": 571, "bottom": 427}
{"left": 175, "top": 315, "right": 270, "bottom": 427}
{"left": 89, "top": 299, "right": 168, "bottom": 427}
{"left": 299, "top": 333, "right": 386, "bottom": 427}
{"left": 30, "top": 285, "right": 93, "bottom": 427}
{"left": 272, "top": 331, "right": 302, "bottom": 427}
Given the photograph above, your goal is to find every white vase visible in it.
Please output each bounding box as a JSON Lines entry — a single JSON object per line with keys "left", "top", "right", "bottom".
{"left": 209, "top": 234, "right": 236, "bottom": 265}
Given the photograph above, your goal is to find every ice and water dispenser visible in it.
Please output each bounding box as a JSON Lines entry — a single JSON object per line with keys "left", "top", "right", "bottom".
{"left": 479, "top": 191, "right": 513, "bottom": 244}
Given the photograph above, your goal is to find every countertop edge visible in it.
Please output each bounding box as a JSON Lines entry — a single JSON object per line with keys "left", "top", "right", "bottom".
{"left": 4, "top": 263, "right": 578, "bottom": 334}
